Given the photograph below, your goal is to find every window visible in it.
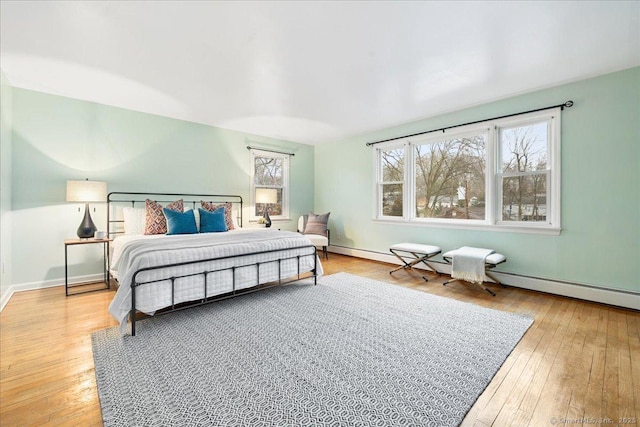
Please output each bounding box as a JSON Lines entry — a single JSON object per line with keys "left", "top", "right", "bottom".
{"left": 251, "top": 150, "right": 289, "bottom": 220}
{"left": 379, "top": 147, "right": 405, "bottom": 218}
{"left": 498, "top": 122, "right": 549, "bottom": 223}
{"left": 374, "top": 109, "right": 561, "bottom": 234}
{"left": 414, "top": 132, "right": 487, "bottom": 220}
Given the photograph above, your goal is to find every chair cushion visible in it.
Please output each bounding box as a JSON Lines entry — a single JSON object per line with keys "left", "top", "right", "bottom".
{"left": 443, "top": 249, "right": 506, "bottom": 265}
{"left": 304, "top": 234, "right": 329, "bottom": 247}
{"left": 390, "top": 243, "right": 441, "bottom": 256}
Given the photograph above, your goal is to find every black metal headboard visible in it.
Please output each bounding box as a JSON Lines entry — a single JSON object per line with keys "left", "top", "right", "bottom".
{"left": 107, "top": 191, "right": 244, "bottom": 238}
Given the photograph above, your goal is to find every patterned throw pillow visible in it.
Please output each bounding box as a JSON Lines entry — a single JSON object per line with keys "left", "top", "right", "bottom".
{"left": 200, "top": 201, "right": 235, "bottom": 230}
{"left": 304, "top": 212, "right": 330, "bottom": 236}
{"left": 144, "top": 199, "right": 184, "bottom": 235}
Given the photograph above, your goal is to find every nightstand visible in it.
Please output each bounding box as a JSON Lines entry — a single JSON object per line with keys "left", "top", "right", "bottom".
{"left": 64, "top": 238, "right": 110, "bottom": 296}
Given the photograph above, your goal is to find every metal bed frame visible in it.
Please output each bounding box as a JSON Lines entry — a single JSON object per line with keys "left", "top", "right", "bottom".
{"left": 107, "top": 192, "right": 319, "bottom": 336}
{"left": 107, "top": 191, "right": 245, "bottom": 241}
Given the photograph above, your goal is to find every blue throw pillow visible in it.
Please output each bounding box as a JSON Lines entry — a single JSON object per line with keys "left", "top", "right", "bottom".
{"left": 163, "top": 208, "right": 198, "bottom": 235}
{"left": 198, "top": 207, "right": 228, "bottom": 233}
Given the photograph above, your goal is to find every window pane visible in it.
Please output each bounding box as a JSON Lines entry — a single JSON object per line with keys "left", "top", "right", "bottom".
{"left": 501, "top": 173, "right": 547, "bottom": 222}
{"left": 414, "top": 135, "right": 486, "bottom": 219}
{"left": 252, "top": 152, "right": 289, "bottom": 220}
{"left": 501, "top": 122, "right": 548, "bottom": 173}
{"left": 255, "top": 188, "right": 283, "bottom": 217}
{"left": 381, "top": 148, "right": 404, "bottom": 182}
{"left": 382, "top": 184, "right": 403, "bottom": 216}
{"left": 254, "top": 157, "right": 283, "bottom": 186}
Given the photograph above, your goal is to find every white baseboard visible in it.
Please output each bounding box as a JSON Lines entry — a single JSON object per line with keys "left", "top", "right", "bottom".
{"left": 3, "top": 251, "right": 638, "bottom": 312}
{"left": 0, "top": 273, "right": 105, "bottom": 312}
{"left": 329, "top": 246, "right": 640, "bottom": 311}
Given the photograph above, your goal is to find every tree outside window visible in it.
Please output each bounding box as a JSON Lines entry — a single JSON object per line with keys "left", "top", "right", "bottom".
{"left": 415, "top": 135, "right": 486, "bottom": 220}
{"left": 380, "top": 148, "right": 405, "bottom": 217}
{"left": 499, "top": 122, "right": 549, "bottom": 222}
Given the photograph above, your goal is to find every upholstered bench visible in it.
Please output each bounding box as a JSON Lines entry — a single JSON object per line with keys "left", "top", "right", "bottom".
{"left": 389, "top": 243, "right": 442, "bottom": 281}
{"left": 442, "top": 248, "right": 506, "bottom": 296}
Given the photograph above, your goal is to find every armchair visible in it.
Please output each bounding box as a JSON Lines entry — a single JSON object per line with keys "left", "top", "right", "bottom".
{"left": 298, "top": 214, "right": 330, "bottom": 259}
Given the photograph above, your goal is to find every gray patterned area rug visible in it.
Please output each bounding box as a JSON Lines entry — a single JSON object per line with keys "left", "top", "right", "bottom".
{"left": 92, "top": 272, "right": 533, "bottom": 427}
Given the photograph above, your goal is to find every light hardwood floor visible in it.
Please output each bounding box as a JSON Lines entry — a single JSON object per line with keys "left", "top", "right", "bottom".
{"left": 1, "top": 254, "right": 638, "bottom": 426}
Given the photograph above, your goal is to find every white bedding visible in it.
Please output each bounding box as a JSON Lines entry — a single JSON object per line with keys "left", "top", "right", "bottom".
{"left": 109, "top": 229, "right": 322, "bottom": 331}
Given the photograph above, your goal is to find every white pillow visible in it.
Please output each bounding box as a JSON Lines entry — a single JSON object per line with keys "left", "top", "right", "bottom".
{"left": 123, "top": 207, "right": 146, "bottom": 235}
{"left": 232, "top": 207, "right": 241, "bottom": 229}
{"left": 183, "top": 207, "right": 201, "bottom": 231}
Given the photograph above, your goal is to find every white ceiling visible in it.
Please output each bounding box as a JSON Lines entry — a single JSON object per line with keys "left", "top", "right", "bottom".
{"left": 1, "top": 1, "right": 639, "bottom": 145}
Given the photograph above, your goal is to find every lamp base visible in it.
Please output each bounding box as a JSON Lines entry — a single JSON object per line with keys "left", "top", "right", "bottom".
{"left": 77, "top": 203, "right": 97, "bottom": 238}
{"left": 263, "top": 210, "right": 272, "bottom": 228}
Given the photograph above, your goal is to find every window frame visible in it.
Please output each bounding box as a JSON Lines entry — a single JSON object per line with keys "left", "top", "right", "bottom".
{"left": 375, "top": 143, "right": 408, "bottom": 220}
{"left": 373, "top": 108, "right": 562, "bottom": 235}
{"left": 494, "top": 112, "right": 561, "bottom": 229}
{"left": 410, "top": 127, "right": 491, "bottom": 226}
{"left": 250, "top": 149, "right": 290, "bottom": 222}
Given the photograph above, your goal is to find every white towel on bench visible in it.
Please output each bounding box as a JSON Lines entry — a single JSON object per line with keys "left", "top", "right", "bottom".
{"left": 451, "top": 247, "right": 495, "bottom": 284}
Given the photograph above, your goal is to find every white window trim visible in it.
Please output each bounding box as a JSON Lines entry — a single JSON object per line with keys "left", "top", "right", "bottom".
{"left": 374, "top": 142, "right": 409, "bottom": 220}
{"left": 373, "top": 108, "right": 562, "bottom": 235}
{"left": 250, "top": 149, "right": 290, "bottom": 222}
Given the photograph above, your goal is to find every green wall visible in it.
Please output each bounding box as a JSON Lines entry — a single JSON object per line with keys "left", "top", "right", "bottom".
{"left": 315, "top": 67, "right": 640, "bottom": 293}
{"left": 0, "top": 70, "right": 12, "bottom": 298}
{"left": 10, "top": 89, "right": 315, "bottom": 286}
{"left": 5, "top": 67, "right": 640, "bottom": 295}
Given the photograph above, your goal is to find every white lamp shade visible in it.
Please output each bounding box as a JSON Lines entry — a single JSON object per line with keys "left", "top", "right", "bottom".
{"left": 255, "top": 188, "right": 277, "bottom": 204}
{"left": 66, "top": 180, "right": 107, "bottom": 203}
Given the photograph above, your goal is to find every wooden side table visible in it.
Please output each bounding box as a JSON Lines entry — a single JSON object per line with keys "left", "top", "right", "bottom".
{"left": 64, "top": 238, "right": 110, "bottom": 296}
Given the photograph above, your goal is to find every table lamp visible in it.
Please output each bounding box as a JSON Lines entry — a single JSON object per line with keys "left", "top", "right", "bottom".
{"left": 255, "top": 188, "right": 277, "bottom": 228}
{"left": 66, "top": 179, "right": 107, "bottom": 238}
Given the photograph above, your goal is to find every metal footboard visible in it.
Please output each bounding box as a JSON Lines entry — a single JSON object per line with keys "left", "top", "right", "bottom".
{"left": 129, "top": 244, "right": 318, "bottom": 336}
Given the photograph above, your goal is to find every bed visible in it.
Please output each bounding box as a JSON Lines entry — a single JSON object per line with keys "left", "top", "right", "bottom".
{"left": 107, "top": 192, "right": 322, "bottom": 335}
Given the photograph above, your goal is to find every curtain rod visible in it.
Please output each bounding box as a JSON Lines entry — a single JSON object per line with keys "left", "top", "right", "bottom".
{"left": 365, "top": 100, "right": 574, "bottom": 147}
{"left": 246, "top": 146, "right": 295, "bottom": 156}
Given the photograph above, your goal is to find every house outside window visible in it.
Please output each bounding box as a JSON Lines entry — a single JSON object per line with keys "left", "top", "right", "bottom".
{"left": 374, "top": 108, "right": 561, "bottom": 234}
{"left": 251, "top": 150, "right": 289, "bottom": 221}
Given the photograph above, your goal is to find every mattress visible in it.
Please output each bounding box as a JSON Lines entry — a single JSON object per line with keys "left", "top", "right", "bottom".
{"left": 108, "top": 229, "right": 322, "bottom": 330}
